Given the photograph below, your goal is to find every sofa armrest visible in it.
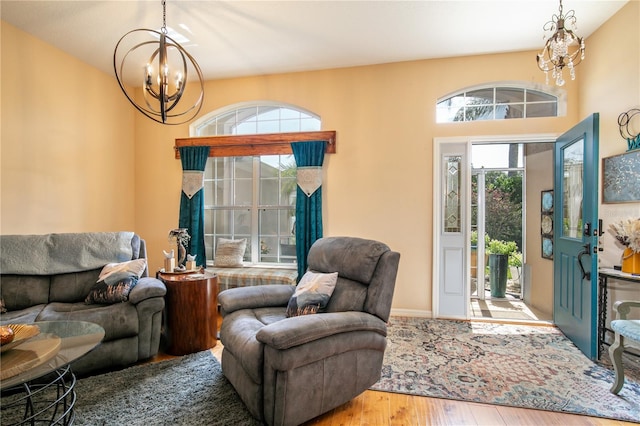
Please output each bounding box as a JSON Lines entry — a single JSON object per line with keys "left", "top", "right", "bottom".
{"left": 219, "top": 285, "right": 295, "bottom": 316}
{"left": 129, "top": 277, "right": 166, "bottom": 304}
{"left": 613, "top": 300, "right": 640, "bottom": 320}
{"left": 256, "top": 311, "right": 387, "bottom": 350}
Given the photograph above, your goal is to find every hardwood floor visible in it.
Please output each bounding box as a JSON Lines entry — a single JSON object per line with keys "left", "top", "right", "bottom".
{"left": 147, "top": 343, "right": 636, "bottom": 426}
{"left": 303, "top": 390, "right": 636, "bottom": 426}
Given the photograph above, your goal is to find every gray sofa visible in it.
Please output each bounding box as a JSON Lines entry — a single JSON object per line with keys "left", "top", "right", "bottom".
{"left": 219, "top": 236, "right": 400, "bottom": 426}
{"left": 0, "top": 232, "right": 166, "bottom": 376}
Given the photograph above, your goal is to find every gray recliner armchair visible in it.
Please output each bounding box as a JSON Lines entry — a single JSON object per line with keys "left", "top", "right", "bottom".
{"left": 218, "top": 236, "right": 400, "bottom": 426}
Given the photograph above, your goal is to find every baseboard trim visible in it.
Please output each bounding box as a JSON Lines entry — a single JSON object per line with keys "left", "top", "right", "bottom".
{"left": 390, "top": 309, "right": 432, "bottom": 318}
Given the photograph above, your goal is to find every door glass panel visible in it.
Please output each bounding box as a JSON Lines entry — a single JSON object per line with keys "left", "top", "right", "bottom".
{"left": 444, "top": 156, "right": 461, "bottom": 233}
{"left": 562, "top": 139, "right": 584, "bottom": 239}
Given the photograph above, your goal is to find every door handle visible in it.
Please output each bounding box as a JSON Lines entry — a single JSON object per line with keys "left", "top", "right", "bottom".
{"left": 577, "top": 243, "right": 591, "bottom": 281}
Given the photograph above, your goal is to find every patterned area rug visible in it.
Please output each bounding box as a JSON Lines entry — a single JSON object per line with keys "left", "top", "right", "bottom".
{"left": 1, "top": 351, "right": 261, "bottom": 426}
{"left": 371, "top": 317, "right": 640, "bottom": 423}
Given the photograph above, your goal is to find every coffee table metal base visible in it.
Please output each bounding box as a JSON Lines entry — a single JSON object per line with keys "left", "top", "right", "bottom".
{"left": 1, "top": 364, "right": 76, "bottom": 425}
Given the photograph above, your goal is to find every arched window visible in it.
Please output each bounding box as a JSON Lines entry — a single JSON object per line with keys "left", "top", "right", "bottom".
{"left": 191, "top": 102, "right": 321, "bottom": 266}
{"left": 192, "top": 101, "right": 320, "bottom": 136}
{"left": 436, "top": 82, "right": 564, "bottom": 123}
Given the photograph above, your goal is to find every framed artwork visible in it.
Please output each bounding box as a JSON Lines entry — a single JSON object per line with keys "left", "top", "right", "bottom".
{"left": 603, "top": 150, "right": 640, "bottom": 203}
{"left": 541, "top": 190, "right": 553, "bottom": 260}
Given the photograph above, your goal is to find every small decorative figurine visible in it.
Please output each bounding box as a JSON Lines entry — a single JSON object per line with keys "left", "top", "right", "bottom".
{"left": 168, "top": 228, "right": 191, "bottom": 267}
{"left": 186, "top": 254, "right": 197, "bottom": 271}
{"left": 163, "top": 249, "right": 175, "bottom": 272}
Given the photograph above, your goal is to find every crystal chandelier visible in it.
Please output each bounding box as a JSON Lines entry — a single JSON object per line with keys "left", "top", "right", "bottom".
{"left": 536, "top": 0, "right": 585, "bottom": 86}
{"left": 113, "top": 0, "right": 204, "bottom": 125}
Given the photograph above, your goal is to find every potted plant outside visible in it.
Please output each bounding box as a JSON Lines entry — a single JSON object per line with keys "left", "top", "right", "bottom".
{"left": 487, "top": 239, "right": 518, "bottom": 298}
{"left": 509, "top": 251, "right": 522, "bottom": 284}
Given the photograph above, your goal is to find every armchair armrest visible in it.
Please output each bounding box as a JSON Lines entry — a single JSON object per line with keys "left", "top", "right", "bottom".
{"left": 257, "top": 311, "right": 387, "bottom": 350}
{"left": 613, "top": 300, "right": 640, "bottom": 320}
{"left": 219, "top": 285, "right": 295, "bottom": 316}
{"left": 128, "top": 277, "right": 166, "bottom": 304}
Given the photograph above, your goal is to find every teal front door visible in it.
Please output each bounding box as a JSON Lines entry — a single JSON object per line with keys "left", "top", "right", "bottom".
{"left": 554, "top": 113, "right": 600, "bottom": 360}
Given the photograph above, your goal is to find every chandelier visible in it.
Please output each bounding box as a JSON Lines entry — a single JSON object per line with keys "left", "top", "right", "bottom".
{"left": 113, "top": 0, "right": 204, "bottom": 125}
{"left": 536, "top": 0, "right": 585, "bottom": 86}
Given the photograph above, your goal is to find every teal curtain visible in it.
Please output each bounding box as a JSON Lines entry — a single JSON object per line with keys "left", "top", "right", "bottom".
{"left": 178, "top": 146, "right": 209, "bottom": 266}
{"left": 291, "top": 141, "right": 326, "bottom": 279}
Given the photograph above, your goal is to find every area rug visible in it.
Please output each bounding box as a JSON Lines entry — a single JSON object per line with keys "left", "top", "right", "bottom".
{"left": 3, "top": 351, "right": 261, "bottom": 426}
{"left": 371, "top": 317, "right": 640, "bottom": 423}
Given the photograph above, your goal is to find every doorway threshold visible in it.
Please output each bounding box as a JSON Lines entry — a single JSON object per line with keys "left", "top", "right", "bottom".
{"left": 470, "top": 294, "right": 553, "bottom": 323}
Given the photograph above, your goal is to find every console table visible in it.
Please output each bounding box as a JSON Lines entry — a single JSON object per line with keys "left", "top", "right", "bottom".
{"left": 597, "top": 268, "right": 640, "bottom": 359}
{"left": 157, "top": 271, "right": 218, "bottom": 355}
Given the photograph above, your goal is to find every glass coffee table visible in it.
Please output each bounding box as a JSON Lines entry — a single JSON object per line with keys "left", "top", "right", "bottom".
{"left": 0, "top": 321, "right": 105, "bottom": 425}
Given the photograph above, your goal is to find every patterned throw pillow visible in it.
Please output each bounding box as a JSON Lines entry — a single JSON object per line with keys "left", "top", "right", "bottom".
{"left": 98, "top": 259, "right": 146, "bottom": 285}
{"left": 213, "top": 238, "right": 247, "bottom": 267}
{"left": 286, "top": 271, "right": 339, "bottom": 317}
{"left": 85, "top": 277, "right": 139, "bottom": 304}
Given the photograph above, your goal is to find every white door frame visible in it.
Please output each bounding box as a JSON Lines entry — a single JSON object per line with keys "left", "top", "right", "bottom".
{"left": 432, "top": 134, "right": 557, "bottom": 320}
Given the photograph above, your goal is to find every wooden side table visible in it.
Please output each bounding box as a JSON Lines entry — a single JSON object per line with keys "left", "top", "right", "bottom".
{"left": 157, "top": 271, "right": 218, "bottom": 356}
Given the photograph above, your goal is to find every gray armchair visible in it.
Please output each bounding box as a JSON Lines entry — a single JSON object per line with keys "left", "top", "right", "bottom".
{"left": 218, "top": 236, "right": 400, "bottom": 426}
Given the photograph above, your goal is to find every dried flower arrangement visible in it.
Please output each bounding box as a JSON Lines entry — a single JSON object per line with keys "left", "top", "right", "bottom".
{"left": 609, "top": 218, "right": 640, "bottom": 253}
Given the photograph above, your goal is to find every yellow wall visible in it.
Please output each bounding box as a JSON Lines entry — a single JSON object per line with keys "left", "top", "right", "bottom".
{"left": 134, "top": 52, "right": 576, "bottom": 315}
{"left": 2, "top": 2, "right": 638, "bottom": 315}
{"left": 579, "top": 1, "right": 640, "bottom": 322}
{"left": 1, "top": 22, "right": 136, "bottom": 235}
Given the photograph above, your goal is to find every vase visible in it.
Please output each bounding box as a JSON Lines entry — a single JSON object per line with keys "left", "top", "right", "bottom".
{"left": 621, "top": 247, "right": 640, "bottom": 274}
{"left": 489, "top": 254, "right": 508, "bottom": 298}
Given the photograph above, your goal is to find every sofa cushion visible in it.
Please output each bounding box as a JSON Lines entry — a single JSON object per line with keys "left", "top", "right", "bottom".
{"left": 0, "top": 305, "right": 46, "bottom": 324}
{"left": 326, "top": 276, "right": 368, "bottom": 313}
{"left": 0, "top": 275, "right": 50, "bottom": 309}
{"left": 220, "top": 307, "right": 287, "bottom": 384}
{"left": 214, "top": 238, "right": 246, "bottom": 267}
{"left": 98, "top": 259, "right": 146, "bottom": 285}
{"left": 49, "top": 269, "right": 101, "bottom": 303}
{"left": 286, "top": 271, "right": 338, "bottom": 317}
{"left": 85, "top": 277, "right": 139, "bottom": 305}
{"left": 37, "top": 302, "right": 138, "bottom": 342}
{"left": 307, "top": 237, "right": 389, "bottom": 284}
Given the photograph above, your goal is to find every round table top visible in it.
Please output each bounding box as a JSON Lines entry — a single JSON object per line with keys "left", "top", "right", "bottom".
{"left": 157, "top": 270, "right": 216, "bottom": 282}
{"left": 0, "top": 321, "right": 105, "bottom": 389}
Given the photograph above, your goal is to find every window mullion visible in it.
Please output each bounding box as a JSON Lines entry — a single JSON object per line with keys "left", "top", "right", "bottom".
{"left": 251, "top": 157, "right": 260, "bottom": 263}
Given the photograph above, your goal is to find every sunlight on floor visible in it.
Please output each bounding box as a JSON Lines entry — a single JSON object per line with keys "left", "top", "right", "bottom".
{"left": 470, "top": 293, "right": 552, "bottom": 322}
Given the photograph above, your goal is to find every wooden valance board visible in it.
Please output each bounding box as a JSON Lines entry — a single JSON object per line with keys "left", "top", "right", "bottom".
{"left": 174, "top": 131, "right": 336, "bottom": 158}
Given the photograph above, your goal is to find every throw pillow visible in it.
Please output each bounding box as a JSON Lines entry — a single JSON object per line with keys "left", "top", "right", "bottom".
{"left": 0, "top": 298, "right": 6, "bottom": 313}
{"left": 98, "top": 259, "right": 146, "bottom": 285}
{"left": 286, "top": 271, "right": 339, "bottom": 317}
{"left": 213, "top": 238, "right": 247, "bottom": 267}
{"left": 85, "top": 277, "right": 139, "bottom": 304}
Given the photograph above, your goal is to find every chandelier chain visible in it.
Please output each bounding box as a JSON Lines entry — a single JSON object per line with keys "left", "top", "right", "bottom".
{"left": 161, "top": 0, "right": 167, "bottom": 34}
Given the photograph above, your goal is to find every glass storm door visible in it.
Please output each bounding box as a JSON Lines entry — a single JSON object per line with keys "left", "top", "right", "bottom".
{"left": 553, "top": 113, "right": 599, "bottom": 360}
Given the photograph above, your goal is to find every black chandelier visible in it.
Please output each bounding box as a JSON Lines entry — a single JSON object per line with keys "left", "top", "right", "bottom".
{"left": 114, "top": 0, "right": 204, "bottom": 125}
{"left": 536, "top": 0, "right": 585, "bottom": 86}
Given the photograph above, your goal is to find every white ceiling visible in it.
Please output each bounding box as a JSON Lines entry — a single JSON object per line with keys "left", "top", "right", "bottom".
{"left": 0, "top": 0, "right": 629, "bottom": 82}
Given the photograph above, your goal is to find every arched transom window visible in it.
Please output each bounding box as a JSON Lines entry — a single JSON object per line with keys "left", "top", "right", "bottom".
{"left": 437, "top": 82, "right": 564, "bottom": 123}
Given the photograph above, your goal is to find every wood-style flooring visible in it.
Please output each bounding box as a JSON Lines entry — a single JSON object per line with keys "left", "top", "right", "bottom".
{"left": 147, "top": 342, "right": 636, "bottom": 426}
